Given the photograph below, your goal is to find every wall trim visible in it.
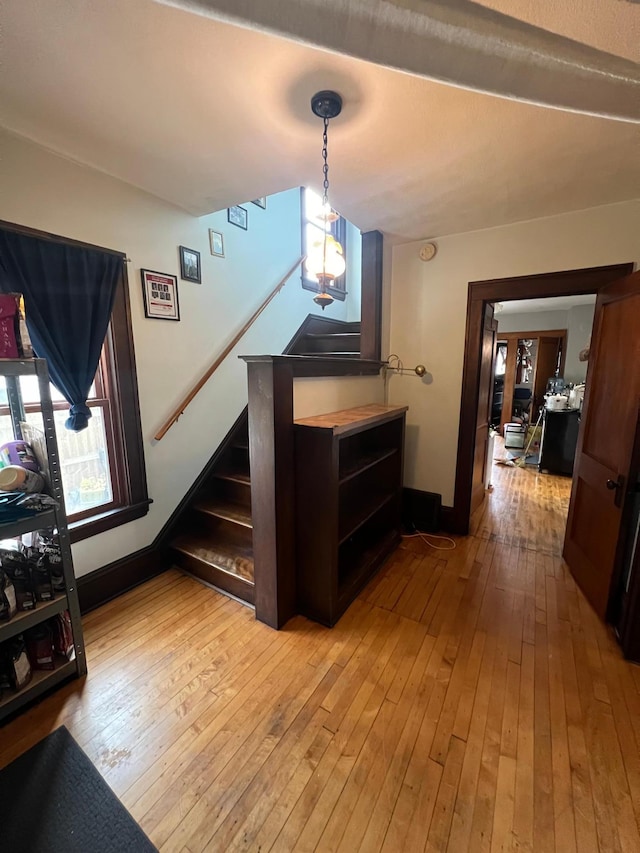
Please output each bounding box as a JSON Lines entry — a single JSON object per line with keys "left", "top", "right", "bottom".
{"left": 77, "top": 545, "right": 162, "bottom": 613}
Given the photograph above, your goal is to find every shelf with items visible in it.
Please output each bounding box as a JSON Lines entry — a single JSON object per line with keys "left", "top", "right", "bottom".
{"left": 0, "top": 509, "right": 57, "bottom": 540}
{"left": 294, "top": 404, "right": 407, "bottom": 627}
{"left": 0, "top": 593, "right": 68, "bottom": 645}
{"left": 0, "top": 657, "right": 76, "bottom": 720}
{"left": 0, "top": 358, "right": 86, "bottom": 724}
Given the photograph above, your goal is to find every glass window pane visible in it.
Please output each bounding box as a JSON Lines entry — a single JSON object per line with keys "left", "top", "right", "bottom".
{"left": 18, "top": 376, "right": 97, "bottom": 405}
{"left": 304, "top": 187, "right": 325, "bottom": 222}
{"left": 0, "top": 414, "right": 16, "bottom": 446}
{"left": 305, "top": 222, "right": 325, "bottom": 254}
{"left": 23, "top": 408, "right": 113, "bottom": 515}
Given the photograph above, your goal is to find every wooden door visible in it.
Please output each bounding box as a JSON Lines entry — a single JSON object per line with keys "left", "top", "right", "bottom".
{"left": 564, "top": 271, "right": 640, "bottom": 618}
{"left": 471, "top": 304, "right": 497, "bottom": 515}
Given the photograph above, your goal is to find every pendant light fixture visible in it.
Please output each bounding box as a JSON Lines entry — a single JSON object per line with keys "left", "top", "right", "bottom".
{"left": 306, "top": 90, "right": 346, "bottom": 310}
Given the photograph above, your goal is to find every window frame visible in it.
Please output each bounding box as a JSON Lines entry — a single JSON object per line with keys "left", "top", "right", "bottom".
{"left": 0, "top": 219, "right": 150, "bottom": 543}
{"left": 300, "top": 187, "right": 348, "bottom": 301}
{"left": 0, "top": 353, "right": 122, "bottom": 522}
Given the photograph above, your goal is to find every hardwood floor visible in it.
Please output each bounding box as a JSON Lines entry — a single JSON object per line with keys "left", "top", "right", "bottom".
{"left": 2, "top": 461, "right": 639, "bottom": 851}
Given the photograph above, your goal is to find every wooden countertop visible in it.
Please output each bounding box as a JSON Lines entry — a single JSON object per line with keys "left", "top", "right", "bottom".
{"left": 294, "top": 404, "right": 408, "bottom": 436}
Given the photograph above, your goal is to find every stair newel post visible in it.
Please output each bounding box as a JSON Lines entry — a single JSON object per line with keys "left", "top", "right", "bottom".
{"left": 242, "top": 356, "right": 297, "bottom": 628}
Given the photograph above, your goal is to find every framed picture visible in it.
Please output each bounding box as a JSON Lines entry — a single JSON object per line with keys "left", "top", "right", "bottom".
{"left": 141, "top": 269, "right": 180, "bottom": 321}
{"left": 179, "top": 246, "right": 201, "bottom": 283}
{"left": 209, "top": 229, "right": 225, "bottom": 257}
{"left": 252, "top": 197, "right": 266, "bottom": 209}
{"left": 228, "top": 205, "right": 248, "bottom": 230}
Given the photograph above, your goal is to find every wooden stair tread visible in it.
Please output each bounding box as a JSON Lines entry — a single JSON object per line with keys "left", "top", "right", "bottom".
{"left": 171, "top": 533, "right": 254, "bottom": 584}
{"left": 297, "top": 352, "right": 360, "bottom": 359}
{"left": 215, "top": 467, "right": 250, "bottom": 484}
{"left": 305, "top": 332, "right": 360, "bottom": 339}
{"left": 194, "top": 498, "right": 252, "bottom": 528}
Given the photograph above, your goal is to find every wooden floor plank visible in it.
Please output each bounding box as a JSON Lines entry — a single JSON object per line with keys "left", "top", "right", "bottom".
{"left": 2, "top": 457, "right": 639, "bottom": 853}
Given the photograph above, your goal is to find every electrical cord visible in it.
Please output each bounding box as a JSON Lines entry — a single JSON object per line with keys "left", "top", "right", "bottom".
{"left": 401, "top": 532, "right": 457, "bottom": 550}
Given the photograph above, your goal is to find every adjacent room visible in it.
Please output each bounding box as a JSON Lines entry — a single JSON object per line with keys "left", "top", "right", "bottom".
{"left": 0, "top": 1, "right": 639, "bottom": 851}
{"left": 479, "top": 294, "right": 597, "bottom": 547}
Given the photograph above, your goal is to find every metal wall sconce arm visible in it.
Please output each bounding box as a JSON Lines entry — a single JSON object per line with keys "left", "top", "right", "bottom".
{"left": 384, "top": 354, "right": 427, "bottom": 376}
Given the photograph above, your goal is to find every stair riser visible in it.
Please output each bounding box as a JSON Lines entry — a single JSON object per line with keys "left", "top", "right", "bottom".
{"left": 301, "top": 318, "right": 361, "bottom": 336}
{"left": 173, "top": 551, "right": 255, "bottom": 605}
{"left": 300, "top": 335, "right": 360, "bottom": 354}
{"left": 229, "top": 445, "right": 250, "bottom": 469}
{"left": 210, "top": 477, "right": 251, "bottom": 509}
{"left": 193, "top": 514, "right": 253, "bottom": 549}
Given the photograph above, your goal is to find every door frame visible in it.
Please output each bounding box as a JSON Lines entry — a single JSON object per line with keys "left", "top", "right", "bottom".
{"left": 451, "top": 263, "right": 634, "bottom": 534}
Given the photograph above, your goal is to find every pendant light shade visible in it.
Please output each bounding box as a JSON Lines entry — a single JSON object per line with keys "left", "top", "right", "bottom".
{"left": 305, "top": 233, "right": 346, "bottom": 283}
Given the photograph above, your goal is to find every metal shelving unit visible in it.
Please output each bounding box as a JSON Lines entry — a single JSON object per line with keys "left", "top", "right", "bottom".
{"left": 0, "top": 359, "right": 86, "bottom": 723}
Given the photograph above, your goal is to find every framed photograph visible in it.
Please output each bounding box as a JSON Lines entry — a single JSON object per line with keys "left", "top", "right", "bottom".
{"left": 179, "top": 246, "right": 201, "bottom": 283}
{"left": 209, "top": 229, "right": 225, "bottom": 257}
{"left": 252, "top": 197, "right": 266, "bottom": 209}
{"left": 141, "top": 269, "right": 180, "bottom": 321}
{"left": 228, "top": 205, "right": 248, "bottom": 230}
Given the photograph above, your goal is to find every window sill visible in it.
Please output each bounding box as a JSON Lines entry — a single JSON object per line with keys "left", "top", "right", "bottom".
{"left": 69, "top": 499, "right": 152, "bottom": 544}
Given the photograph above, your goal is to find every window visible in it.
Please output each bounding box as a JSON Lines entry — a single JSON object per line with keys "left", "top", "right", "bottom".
{"left": 301, "top": 187, "right": 347, "bottom": 301}
{"left": 0, "top": 348, "right": 121, "bottom": 521}
{"left": 0, "top": 219, "right": 149, "bottom": 543}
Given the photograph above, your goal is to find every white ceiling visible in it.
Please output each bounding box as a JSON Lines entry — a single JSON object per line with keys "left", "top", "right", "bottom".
{"left": 1, "top": 0, "right": 639, "bottom": 241}
{"left": 498, "top": 294, "right": 597, "bottom": 315}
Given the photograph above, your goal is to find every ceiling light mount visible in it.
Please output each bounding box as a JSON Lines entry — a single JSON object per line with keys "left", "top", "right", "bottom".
{"left": 310, "top": 91, "right": 343, "bottom": 121}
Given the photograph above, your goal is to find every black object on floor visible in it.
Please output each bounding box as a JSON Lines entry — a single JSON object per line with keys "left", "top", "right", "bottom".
{"left": 0, "top": 726, "right": 157, "bottom": 852}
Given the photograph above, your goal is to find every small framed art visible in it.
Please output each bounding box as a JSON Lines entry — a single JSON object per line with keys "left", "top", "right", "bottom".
{"left": 252, "top": 197, "right": 266, "bottom": 209}
{"left": 209, "top": 229, "right": 225, "bottom": 257}
{"left": 179, "top": 246, "right": 201, "bottom": 283}
{"left": 141, "top": 269, "right": 180, "bottom": 321}
{"left": 228, "top": 205, "right": 248, "bottom": 230}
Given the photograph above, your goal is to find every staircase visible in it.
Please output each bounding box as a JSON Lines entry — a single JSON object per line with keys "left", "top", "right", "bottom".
{"left": 170, "top": 413, "right": 255, "bottom": 604}
{"left": 169, "top": 316, "right": 361, "bottom": 606}
{"left": 288, "top": 317, "right": 361, "bottom": 359}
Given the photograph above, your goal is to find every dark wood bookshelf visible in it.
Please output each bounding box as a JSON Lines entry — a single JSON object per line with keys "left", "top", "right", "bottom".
{"left": 294, "top": 404, "right": 407, "bottom": 626}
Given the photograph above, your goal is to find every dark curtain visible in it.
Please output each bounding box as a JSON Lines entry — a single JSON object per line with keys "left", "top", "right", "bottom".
{"left": 0, "top": 229, "right": 122, "bottom": 431}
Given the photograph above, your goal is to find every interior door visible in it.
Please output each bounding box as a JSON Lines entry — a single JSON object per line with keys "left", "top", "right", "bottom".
{"left": 471, "top": 303, "right": 497, "bottom": 515}
{"left": 564, "top": 270, "right": 640, "bottom": 619}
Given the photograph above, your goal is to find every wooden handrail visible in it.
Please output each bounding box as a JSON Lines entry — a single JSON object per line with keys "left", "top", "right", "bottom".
{"left": 154, "top": 256, "right": 304, "bottom": 441}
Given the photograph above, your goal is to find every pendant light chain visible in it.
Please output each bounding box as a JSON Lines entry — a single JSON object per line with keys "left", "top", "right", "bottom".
{"left": 322, "top": 116, "right": 330, "bottom": 208}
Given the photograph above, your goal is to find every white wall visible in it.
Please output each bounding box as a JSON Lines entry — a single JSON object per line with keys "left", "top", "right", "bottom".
{"left": 0, "top": 130, "right": 339, "bottom": 576}
{"left": 565, "top": 303, "right": 596, "bottom": 384}
{"left": 293, "top": 375, "right": 384, "bottom": 419}
{"left": 388, "top": 200, "right": 639, "bottom": 505}
{"left": 497, "top": 309, "right": 567, "bottom": 334}
{"left": 497, "top": 300, "right": 596, "bottom": 385}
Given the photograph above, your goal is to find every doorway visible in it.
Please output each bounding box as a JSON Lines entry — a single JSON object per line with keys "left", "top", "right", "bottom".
{"left": 453, "top": 264, "right": 633, "bottom": 532}
{"left": 476, "top": 294, "right": 595, "bottom": 551}
{"left": 453, "top": 263, "right": 640, "bottom": 649}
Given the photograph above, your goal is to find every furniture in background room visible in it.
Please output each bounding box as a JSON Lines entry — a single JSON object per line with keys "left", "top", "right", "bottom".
{"left": 504, "top": 422, "right": 527, "bottom": 449}
{"left": 496, "top": 329, "right": 566, "bottom": 434}
{"left": 539, "top": 408, "right": 581, "bottom": 475}
{"left": 294, "top": 404, "right": 406, "bottom": 627}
